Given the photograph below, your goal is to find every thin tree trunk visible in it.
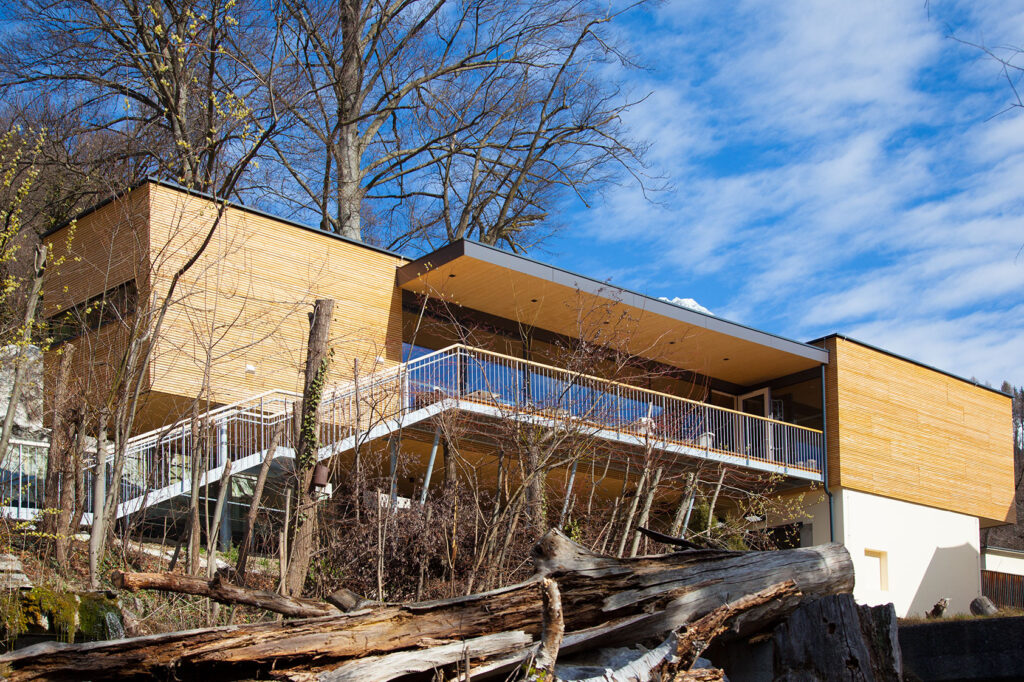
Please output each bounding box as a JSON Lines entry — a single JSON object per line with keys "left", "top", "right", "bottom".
{"left": 670, "top": 473, "right": 696, "bottom": 538}
{"left": 285, "top": 299, "right": 334, "bottom": 596}
{"left": 236, "top": 426, "right": 280, "bottom": 585}
{"left": 352, "top": 358, "right": 361, "bottom": 523}
{"left": 69, "top": 420, "right": 87, "bottom": 544}
{"left": 599, "top": 464, "right": 630, "bottom": 555}
{"left": 443, "top": 438, "right": 457, "bottom": 490}
{"left": 629, "top": 466, "right": 662, "bottom": 557}
{"left": 0, "top": 244, "right": 45, "bottom": 465}
{"left": 168, "top": 513, "right": 192, "bottom": 572}
{"left": 44, "top": 346, "right": 75, "bottom": 563}
{"left": 616, "top": 463, "right": 650, "bottom": 558}
{"left": 207, "top": 459, "right": 233, "bottom": 580}
{"left": 188, "top": 420, "right": 206, "bottom": 576}
{"left": 558, "top": 459, "right": 578, "bottom": 527}
{"left": 525, "top": 443, "right": 545, "bottom": 535}
{"left": 706, "top": 468, "right": 727, "bottom": 536}
{"left": 88, "top": 410, "right": 108, "bottom": 589}
{"left": 279, "top": 487, "right": 291, "bottom": 596}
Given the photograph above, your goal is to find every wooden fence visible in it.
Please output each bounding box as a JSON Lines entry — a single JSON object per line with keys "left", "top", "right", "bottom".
{"left": 981, "top": 570, "right": 1024, "bottom": 608}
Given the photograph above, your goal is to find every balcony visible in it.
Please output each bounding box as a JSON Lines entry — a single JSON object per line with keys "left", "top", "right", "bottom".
{"left": 391, "top": 345, "right": 824, "bottom": 481}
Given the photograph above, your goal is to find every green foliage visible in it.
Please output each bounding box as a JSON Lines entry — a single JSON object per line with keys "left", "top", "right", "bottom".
{"left": 0, "top": 592, "right": 26, "bottom": 646}
{"left": 562, "top": 517, "right": 582, "bottom": 543}
{"left": 77, "top": 593, "right": 121, "bottom": 642}
{"left": 221, "top": 542, "right": 239, "bottom": 566}
{"left": 298, "top": 351, "right": 332, "bottom": 470}
{"left": 1, "top": 587, "right": 87, "bottom": 645}
{"left": 32, "top": 587, "right": 79, "bottom": 643}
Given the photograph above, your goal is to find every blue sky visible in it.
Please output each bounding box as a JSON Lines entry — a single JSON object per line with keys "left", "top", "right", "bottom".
{"left": 543, "top": 0, "right": 1024, "bottom": 387}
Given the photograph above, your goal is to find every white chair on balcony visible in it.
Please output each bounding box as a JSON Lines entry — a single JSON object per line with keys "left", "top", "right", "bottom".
{"left": 633, "top": 415, "right": 657, "bottom": 435}
{"left": 696, "top": 431, "right": 715, "bottom": 450}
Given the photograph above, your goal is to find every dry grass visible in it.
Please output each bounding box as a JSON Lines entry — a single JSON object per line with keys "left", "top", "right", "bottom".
{"left": 899, "top": 606, "right": 1024, "bottom": 626}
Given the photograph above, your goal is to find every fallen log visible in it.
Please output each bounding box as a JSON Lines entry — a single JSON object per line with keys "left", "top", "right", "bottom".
{"left": 110, "top": 570, "right": 341, "bottom": 619}
{"left": 2, "top": 531, "right": 853, "bottom": 681}
{"left": 672, "top": 580, "right": 800, "bottom": 671}
{"left": 532, "top": 578, "right": 565, "bottom": 676}
{"left": 553, "top": 582, "right": 800, "bottom": 682}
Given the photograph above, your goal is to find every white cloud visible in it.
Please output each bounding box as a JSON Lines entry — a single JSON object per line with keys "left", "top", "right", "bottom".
{"left": 565, "top": 0, "right": 1024, "bottom": 386}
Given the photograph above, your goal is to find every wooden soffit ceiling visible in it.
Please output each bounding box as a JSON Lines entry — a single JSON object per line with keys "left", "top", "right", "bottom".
{"left": 397, "top": 241, "right": 827, "bottom": 387}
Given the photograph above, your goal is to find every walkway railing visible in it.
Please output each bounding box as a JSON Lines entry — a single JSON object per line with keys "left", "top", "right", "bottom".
{"left": 0, "top": 439, "right": 50, "bottom": 518}
{"left": 4, "top": 344, "right": 825, "bottom": 519}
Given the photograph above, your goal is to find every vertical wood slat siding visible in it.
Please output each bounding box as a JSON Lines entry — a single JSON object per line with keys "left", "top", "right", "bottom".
{"left": 145, "top": 184, "right": 405, "bottom": 416}
{"left": 981, "top": 570, "right": 1024, "bottom": 608}
{"left": 825, "top": 336, "right": 1014, "bottom": 523}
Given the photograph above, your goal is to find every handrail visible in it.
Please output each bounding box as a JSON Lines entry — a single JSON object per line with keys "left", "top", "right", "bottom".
{"left": 126, "top": 388, "right": 303, "bottom": 444}
{"left": 440, "top": 344, "right": 824, "bottom": 434}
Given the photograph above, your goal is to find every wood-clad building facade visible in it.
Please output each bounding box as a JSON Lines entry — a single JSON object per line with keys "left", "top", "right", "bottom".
{"left": 40, "top": 179, "right": 1017, "bottom": 616}
{"left": 817, "top": 335, "right": 1014, "bottom": 526}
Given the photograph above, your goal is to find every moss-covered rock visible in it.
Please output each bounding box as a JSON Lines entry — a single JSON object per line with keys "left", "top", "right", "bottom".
{"left": 78, "top": 592, "right": 124, "bottom": 641}
{"left": 0, "top": 589, "right": 124, "bottom": 645}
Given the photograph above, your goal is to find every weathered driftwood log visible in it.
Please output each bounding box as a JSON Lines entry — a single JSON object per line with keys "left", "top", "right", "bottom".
{"left": 2, "top": 531, "right": 852, "bottom": 681}
{"left": 533, "top": 578, "right": 565, "bottom": 676}
{"left": 559, "top": 582, "right": 800, "bottom": 682}
{"left": 674, "top": 669, "right": 727, "bottom": 681}
{"left": 672, "top": 581, "right": 800, "bottom": 671}
{"left": 110, "top": 570, "right": 341, "bottom": 619}
{"left": 771, "top": 594, "right": 902, "bottom": 681}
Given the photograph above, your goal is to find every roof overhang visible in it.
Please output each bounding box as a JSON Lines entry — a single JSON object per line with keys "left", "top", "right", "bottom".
{"left": 397, "top": 241, "right": 828, "bottom": 387}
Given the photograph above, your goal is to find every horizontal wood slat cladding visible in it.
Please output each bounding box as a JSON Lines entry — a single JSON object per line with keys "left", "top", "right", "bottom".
{"left": 822, "top": 336, "right": 1014, "bottom": 524}
{"left": 43, "top": 185, "right": 151, "bottom": 316}
{"left": 145, "top": 184, "right": 404, "bottom": 408}
{"left": 43, "top": 186, "right": 152, "bottom": 402}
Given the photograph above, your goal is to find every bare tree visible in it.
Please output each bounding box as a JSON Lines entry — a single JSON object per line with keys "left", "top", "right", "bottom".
{"left": 259, "top": 0, "right": 652, "bottom": 249}
{"left": 0, "top": 0, "right": 286, "bottom": 195}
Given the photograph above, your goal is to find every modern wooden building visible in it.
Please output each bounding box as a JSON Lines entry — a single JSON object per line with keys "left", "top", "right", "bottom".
{"left": 34, "top": 179, "right": 1017, "bottom": 616}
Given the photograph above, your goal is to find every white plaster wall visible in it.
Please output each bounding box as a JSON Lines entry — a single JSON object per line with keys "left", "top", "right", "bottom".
{"left": 982, "top": 548, "right": 1024, "bottom": 576}
{"left": 825, "top": 488, "right": 980, "bottom": 617}
{"left": 797, "top": 493, "right": 835, "bottom": 546}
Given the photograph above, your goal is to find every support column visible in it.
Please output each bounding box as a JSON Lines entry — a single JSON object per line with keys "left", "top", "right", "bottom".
{"left": 420, "top": 427, "right": 441, "bottom": 504}
{"left": 389, "top": 437, "right": 400, "bottom": 504}
{"left": 217, "top": 421, "right": 232, "bottom": 551}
